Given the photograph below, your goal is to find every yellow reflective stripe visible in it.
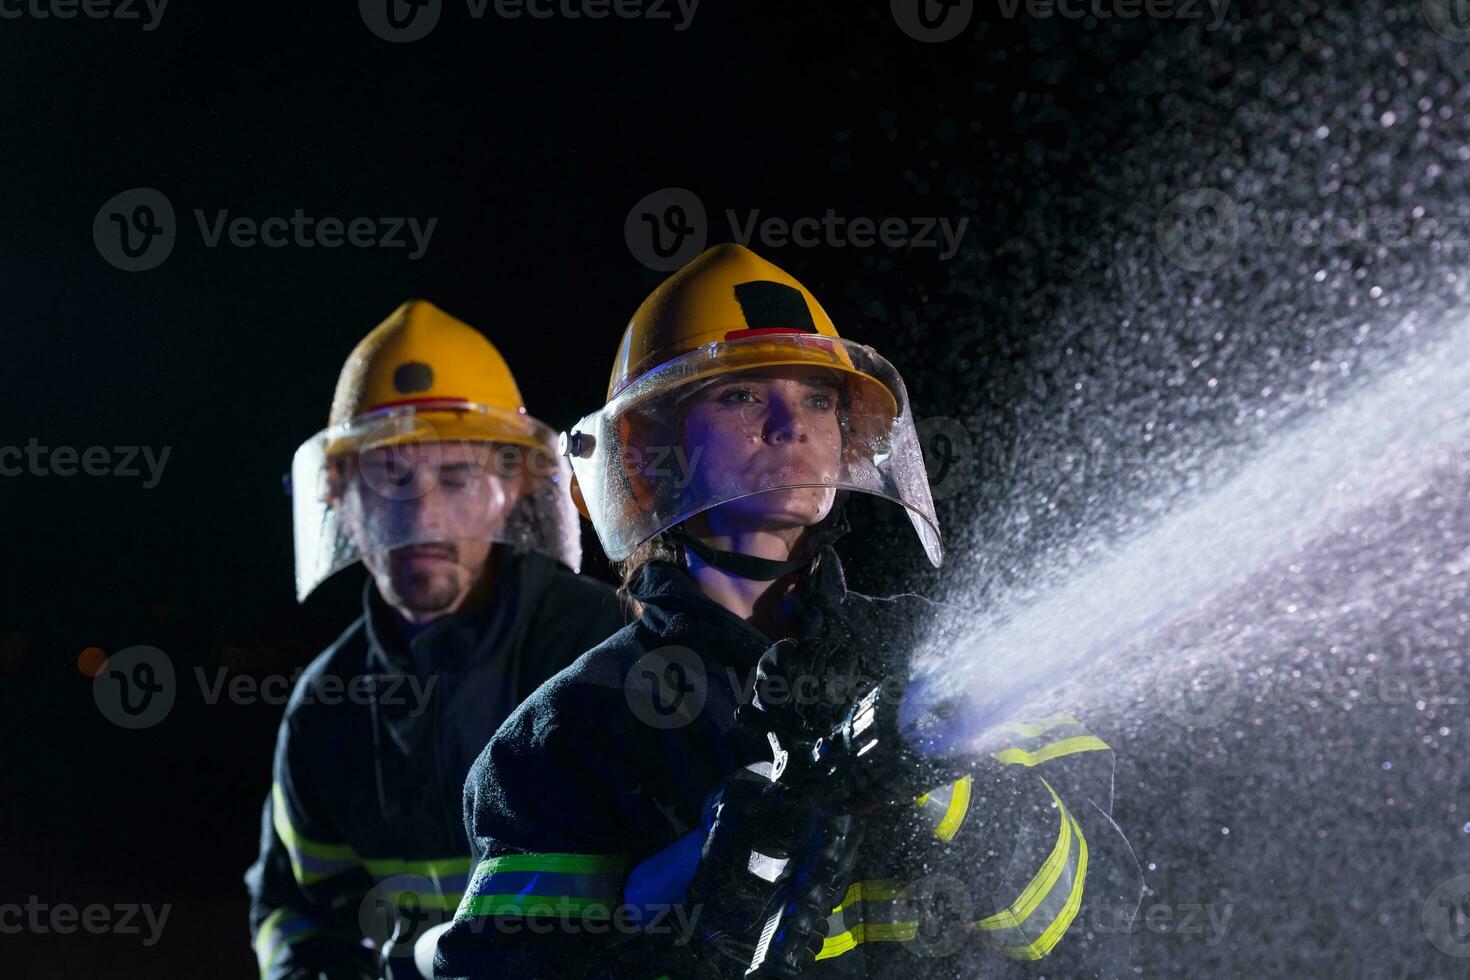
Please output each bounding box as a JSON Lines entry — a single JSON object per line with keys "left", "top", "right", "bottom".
{"left": 253, "top": 907, "right": 318, "bottom": 977}
{"left": 816, "top": 918, "right": 921, "bottom": 960}
{"left": 831, "top": 880, "right": 863, "bottom": 916}
{"left": 934, "top": 775, "right": 972, "bottom": 842}
{"left": 852, "top": 880, "right": 906, "bottom": 902}
{"left": 815, "top": 880, "right": 914, "bottom": 960}
{"left": 992, "top": 735, "right": 1111, "bottom": 767}
{"left": 379, "top": 889, "right": 465, "bottom": 911}
{"left": 974, "top": 779, "right": 1088, "bottom": 960}
{"left": 815, "top": 927, "right": 860, "bottom": 960}
{"left": 362, "top": 856, "right": 474, "bottom": 879}
{"left": 271, "top": 783, "right": 360, "bottom": 885}
{"left": 977, "top": 781, "right": 1072, "bottom": 933}
{"left": 999, "top": 812, "right": 1088, "bottom": 960}
{"left": 989, "top": 712, "right": 1082, "bottom": 739}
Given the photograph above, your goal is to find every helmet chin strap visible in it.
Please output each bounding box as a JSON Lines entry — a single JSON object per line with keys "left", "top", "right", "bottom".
{"left": 668, "top": 505, "right": 851, "bottom": 582}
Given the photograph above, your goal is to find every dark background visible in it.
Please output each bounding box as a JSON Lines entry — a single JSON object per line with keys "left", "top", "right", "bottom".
{"left": 9, "top": 1, "right": 1453, "bottom": 977}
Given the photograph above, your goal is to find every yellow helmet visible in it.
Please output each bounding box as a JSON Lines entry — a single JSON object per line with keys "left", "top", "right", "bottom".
{"left": 564, "top": 244, "right": 942, "bottom": 567}
{"left": 609, "top": 244, "right": 897, "bottom": 423}
{"left": 326, "top": 299, "right": 539, "bottom": 450}
{"left": 291, "top": 300, "right": 581, "bottom": 601}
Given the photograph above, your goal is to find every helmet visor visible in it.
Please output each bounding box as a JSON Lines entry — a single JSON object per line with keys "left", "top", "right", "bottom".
{"left": 291, "top": 401, "right": 582, "bottom": 601}
{"left": 565, "top": 334, "right": 941, "bottom": 566}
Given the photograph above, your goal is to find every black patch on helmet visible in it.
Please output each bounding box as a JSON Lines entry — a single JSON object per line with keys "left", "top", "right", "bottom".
{"left": 393, "top": 361, "right": 435, "bottom": 393}
{"left": 733, "top": 280, "right": 817, "bottom": 332}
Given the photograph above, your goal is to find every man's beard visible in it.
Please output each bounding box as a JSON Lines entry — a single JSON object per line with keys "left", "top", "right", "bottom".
{"left": 384, "top": 544, "right": 465, "bottom": 613}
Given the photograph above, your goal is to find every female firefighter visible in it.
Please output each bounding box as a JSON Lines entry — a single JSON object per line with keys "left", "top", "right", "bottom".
{"left": 433, "top": 244, "right": 1141, "bottom": 979}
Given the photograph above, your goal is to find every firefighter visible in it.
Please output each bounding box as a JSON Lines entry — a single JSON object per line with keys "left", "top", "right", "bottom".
{"left": 245, "top": 300, "right": 626, "bottom": 980}
{"left": 433, "top": 245, "right": 1141, "bottom": 978}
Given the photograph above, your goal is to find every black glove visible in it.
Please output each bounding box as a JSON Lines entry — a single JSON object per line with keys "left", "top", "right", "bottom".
{"left": 678, "top": 766, "right": 806, "bottom": 974}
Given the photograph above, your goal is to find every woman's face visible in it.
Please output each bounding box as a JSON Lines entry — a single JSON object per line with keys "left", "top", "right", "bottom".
{"left": 679, "top": 365, "right": 844, "bottom": 535}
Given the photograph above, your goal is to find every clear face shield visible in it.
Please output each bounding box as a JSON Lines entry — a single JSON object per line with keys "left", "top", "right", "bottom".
{"left": 291, "top": 400, "right": 582, "bottom": 602}
{"left": 563, "top": 334, "right": 942, "bottom": 566}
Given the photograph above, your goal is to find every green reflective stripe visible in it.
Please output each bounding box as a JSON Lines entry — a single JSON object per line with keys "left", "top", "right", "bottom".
{"left": 974, "top": 779, "right": 1088, "bottom": 960}
{"left": 992, "top": 734, "right": 1111, "bottom": 767}
{"left": 455, "top": 853, "right": 630, "bottom": 920}
{"left": 363, "top": 855, "right": 475, "bottom": 879}
{"left": 254, "top": 907, "right": 318, "bottom": 977}
{"left": 271, "top": 783, "right": 360, "bottom": 885}
{"left": 915, "top": 774, "right": 973, "bottom": 842}
{"left": 477, "top": 853, "right": 628, "bottom": 875}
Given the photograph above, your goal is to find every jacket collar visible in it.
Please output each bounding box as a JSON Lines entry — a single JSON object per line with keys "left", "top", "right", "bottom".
{"left": 627, "top": 544, "right": 850, "bottom": 663}
{"left": 360, "top": 548, "right": 549, "bottom": 675}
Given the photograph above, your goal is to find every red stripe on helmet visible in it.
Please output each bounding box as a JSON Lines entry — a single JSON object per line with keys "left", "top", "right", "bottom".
{"left": 723, "top": 327, "right": 814, "bottom": 340}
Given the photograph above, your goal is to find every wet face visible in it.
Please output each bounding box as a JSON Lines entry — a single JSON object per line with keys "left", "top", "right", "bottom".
{"left": 679, "top": 366, "right": 844, "bottom": 536}
{"left": 339, "top": 440, "right": 522, "bottom": 619}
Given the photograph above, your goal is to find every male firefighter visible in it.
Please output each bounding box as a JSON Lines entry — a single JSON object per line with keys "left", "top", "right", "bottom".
{"left": 245, "top": 300, "right": 625, "bottom": 979}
